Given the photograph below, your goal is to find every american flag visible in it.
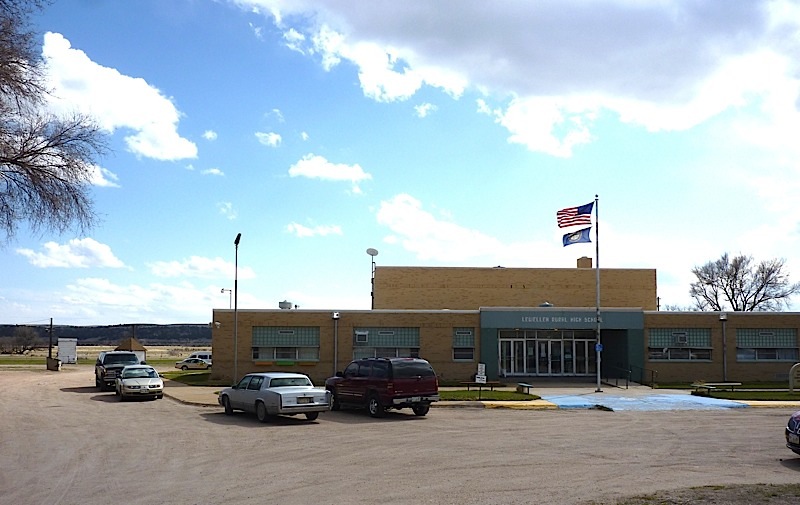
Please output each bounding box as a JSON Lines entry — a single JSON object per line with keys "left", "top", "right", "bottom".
{"left": 557, "top": 202, "right": 593, "bottom": 228}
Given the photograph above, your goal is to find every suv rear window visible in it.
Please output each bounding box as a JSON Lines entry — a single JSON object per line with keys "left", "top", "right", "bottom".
{"left": 392, "top": 360, "right": 435, "bottom": 378}
{"left": 104, "top": 354, "right": 139, "bottom": 365}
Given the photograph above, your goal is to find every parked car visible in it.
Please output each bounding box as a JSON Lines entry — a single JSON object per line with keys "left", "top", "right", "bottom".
{"left": 325, "top": 357, "right": 439, "bottom": 418}
{"left": 218, "top": 372, "right": 331, "bottom": 422}
{"left": 175, "top": 357, "right": 211, "bottom": 370}
{"left": 786, "top": 410, "right": 800, "bottom": 455}
{"left": 188, "top": 352, "right": 212, "bottom": 364}
{"left": 115, "top": 365, "right": 164, "bottom": 401}
{"left": 95, "top": 351, "right": 144, "bottom": 390}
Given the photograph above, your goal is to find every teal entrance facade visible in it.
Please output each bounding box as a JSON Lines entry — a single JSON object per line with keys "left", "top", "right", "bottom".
{"left": 480, "top": 308, "right": 645, "bottom": 380}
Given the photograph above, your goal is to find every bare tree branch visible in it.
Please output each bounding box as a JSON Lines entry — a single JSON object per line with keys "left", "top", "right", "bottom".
{"left": 690, "top": 253, "right": 800, "bottom": 311}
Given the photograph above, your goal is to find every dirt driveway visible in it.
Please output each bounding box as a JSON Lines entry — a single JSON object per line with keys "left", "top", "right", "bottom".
{"left": 2, "top": 368, "right": 799, "bottom": 505}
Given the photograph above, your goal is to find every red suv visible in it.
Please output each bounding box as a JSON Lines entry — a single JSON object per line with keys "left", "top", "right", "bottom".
{"left": 325, "top": 357, "right": 439, "bottom": 417}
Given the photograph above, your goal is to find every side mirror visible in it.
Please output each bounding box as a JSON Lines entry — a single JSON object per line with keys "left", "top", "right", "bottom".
{"left": 335, "top": 371, "right": 344, "bottom": 378}
{"left": 141, "top": 361, "right": 147, "bottom": 365}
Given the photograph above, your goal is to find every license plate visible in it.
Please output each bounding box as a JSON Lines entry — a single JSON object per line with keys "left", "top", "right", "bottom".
{"left": 297, "top": 397, "right": 311, "bottom": 404}
{"left": 790, "top": 433, "right": 799, "bottom": 445}
{"left": 409, "top": 397, "right": 421, "bottom": 402}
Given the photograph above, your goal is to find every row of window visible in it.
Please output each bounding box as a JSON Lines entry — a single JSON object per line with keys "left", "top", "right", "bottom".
{"left": 648, "top": 327, "right": 799, "bottom": 362}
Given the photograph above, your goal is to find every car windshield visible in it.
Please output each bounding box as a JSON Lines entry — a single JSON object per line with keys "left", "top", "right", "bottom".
{"left": 269, "top": 377, "right": 312, "bottom": 387}
{"left": 123, "top": 368, "right": 158, "bottom": 379}
{"left": 106, "top": 354, "right": 139, "bottom": 365}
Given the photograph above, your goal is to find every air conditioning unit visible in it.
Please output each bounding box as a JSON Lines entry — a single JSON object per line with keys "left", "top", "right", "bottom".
{"left": 355, "top": 331, "right": 369, "bottom": 343}
{"left": 673, "top": 332, "right": 688, "bottom": 345}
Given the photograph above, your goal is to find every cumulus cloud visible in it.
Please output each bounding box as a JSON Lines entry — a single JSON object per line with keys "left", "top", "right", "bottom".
{"left": 256, "top": 131, "right": 282, "bottom": 147}
{"left": 202, "top": 168, "right": 225, "bottom": 176}
{"left": 148, "top": 256, "right": 256, "bottom": 279}
{"left": 241, "top": 1, "right": 800, "bottom": 157}
{"left": 286, "top": 222, "right": 343, "bottom": 238}
{"left": 288, "top": 153, "right": 372, "bottom": 192}
{"left": 42, "top": 32, "right": 197, "bottom": 161}
{"left": 203, "top": 130, "right": 218, "bottom": 141}
{"left": 88, "top": 164, "right": 120, "bottom": 188}
{"left": 414, "top": 102, "right": 437, "bottom": 118}
{"left": 16, "top": 238, "right": 126, "bottom": 268}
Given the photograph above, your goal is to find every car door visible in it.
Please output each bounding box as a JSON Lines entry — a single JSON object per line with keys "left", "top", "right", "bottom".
{"left": 228, "top": 375, "right": 252, "bottom": 410}
{"left": 240, "top": 375, "right": 265, "bottom": 413}
{"left": 336, "top": 362, "right": 362, "bottom": 403}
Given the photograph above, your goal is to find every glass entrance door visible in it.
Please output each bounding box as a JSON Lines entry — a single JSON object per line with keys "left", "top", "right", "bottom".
{"left": 499, "top": 337, "right": 594, "bottom": 377}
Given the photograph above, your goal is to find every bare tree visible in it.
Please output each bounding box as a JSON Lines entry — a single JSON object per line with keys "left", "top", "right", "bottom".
{"left": 13, "top": 325, "right": 41, "bottom": 353}
{"left": 690, "top": 253, "right": 800, "bottom": 311}
{"left": 0, "top": 0, "right": 107, "bottom": 242}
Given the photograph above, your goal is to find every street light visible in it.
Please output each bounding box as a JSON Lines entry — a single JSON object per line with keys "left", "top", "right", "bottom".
{"left": 367, "top": 248, "right": 378, "bottom": 309}
{"left": 221, "top": 288, "right": 232, "bottom": 309}
{"left": 720, "top": 312, "right": 728, "bottom": 381}
{"left": 233, "top": 233, "right": 241, "bottom": 384}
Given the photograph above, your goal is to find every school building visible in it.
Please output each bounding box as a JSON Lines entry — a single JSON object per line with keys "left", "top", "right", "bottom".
{"left": 210, "top": 258, "right": 800, "bottom": 385}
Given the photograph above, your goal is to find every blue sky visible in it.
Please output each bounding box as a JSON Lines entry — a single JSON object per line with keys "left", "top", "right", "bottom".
{"left": 3, "top": 0, "right": 800, "bottom": 325}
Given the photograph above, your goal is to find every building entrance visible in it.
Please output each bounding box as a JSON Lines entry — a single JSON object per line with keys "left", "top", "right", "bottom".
{"left": 498, "top": 329, "right": 596, "bottom": 377}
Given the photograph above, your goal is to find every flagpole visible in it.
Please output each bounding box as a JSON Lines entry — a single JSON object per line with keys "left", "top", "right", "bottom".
{"left": 594, "top": 194, "right": 602, "bottom": 392}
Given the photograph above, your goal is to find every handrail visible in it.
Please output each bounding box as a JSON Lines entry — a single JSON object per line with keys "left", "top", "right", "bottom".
{"left": 603, "top": 365, "right": 631, "bottom": 389}
{"left": 630, "top": 364, "right": 658, "bottom": 388}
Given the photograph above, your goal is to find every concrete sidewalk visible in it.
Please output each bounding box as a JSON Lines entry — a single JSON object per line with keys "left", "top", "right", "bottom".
{"left": 161, "top": 380, "right": 800, "bottom": 411}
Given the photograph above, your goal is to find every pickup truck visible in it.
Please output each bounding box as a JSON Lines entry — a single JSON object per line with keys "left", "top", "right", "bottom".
{"left": 95, "top": 351, "right": 144, "bottom": 390}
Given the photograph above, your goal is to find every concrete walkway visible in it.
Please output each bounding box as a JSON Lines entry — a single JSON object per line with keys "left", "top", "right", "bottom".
{"left": 161, "top": 380, "right": 800, "bottom": 411}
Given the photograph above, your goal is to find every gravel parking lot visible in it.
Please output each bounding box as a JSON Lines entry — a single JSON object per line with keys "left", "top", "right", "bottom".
{"left": 2, "top": 367, "right": 800, "bottom": 505}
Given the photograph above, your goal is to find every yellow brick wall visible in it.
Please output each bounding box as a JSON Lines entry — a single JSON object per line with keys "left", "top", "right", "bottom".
{"left": 644, "top": 312, "right": 800, "bottom": 383}
{"left": 212, "top": 309, "right": 480, "bottom": 384}
{"left": 373, "top": 266, "right": 657, "bottom": 310}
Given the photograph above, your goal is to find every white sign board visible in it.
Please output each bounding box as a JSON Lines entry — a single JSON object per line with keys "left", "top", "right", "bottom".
{"left": 475, "top": 374, "right": 487, "bottom": 384}
{"left": 57, "top": 338, "right": 78, "bottom": 364}
{"left": 477, "top": 363, "right": 486, "bottom": 376}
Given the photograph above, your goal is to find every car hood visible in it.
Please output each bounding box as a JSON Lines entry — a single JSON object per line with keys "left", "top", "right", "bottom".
{"left": 120, "top": 378, "right": 163, "bottom": 386}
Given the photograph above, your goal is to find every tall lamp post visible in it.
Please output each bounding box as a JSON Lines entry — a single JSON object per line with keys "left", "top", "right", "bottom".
{"left": 720, "top": 312, "right": 728, "bottom": 381}
{"left": 366, "top": 248, "right": 378, "bottom": 309}
{"left": 221, "top": 288, "right": 232, "bottom": 309}
{"left": 233, "top": 233, "right": 241, "bottom": 383}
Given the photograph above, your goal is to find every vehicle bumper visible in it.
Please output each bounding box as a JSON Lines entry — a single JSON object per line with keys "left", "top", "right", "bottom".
{"left": 391, "top": 394, "right": 440, "bottom": 406}
{"left": 121, "top": 387, "right": 163, "bottom": 397}
{"left": 786, "top": 429, "right": 800, "bottom": 454}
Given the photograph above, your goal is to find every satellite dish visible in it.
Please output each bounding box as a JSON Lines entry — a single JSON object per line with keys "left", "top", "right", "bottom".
{"left": 366, "top": 248, "right": 379, "bottom": 257}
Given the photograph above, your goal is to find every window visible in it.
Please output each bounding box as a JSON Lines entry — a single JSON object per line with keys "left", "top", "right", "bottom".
{"left": 352, "top": 327, "right": 420, "bottom": 360}
{"left": 251, "top": 326, "right": 320, "bottom": 362}
{"left": 247, "top": 376, "right": 263, "bottom": 390}
{"left": 648, "top": 328, "right": 712, "bottom": 361}
{"left": 736, "top": 328, "right": 798, "bottom": 362}
{"left": 453, "top": 328, "right": 475, "bottom": 361}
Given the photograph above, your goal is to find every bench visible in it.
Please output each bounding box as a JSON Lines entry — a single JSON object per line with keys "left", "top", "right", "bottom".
{"left": 516, "top": 382, "right": 534, "bottom": 394}
{"left": 691, "top": 382, "right": 742, "bottom": 394}
{"left": 460, "top": 381, "right": 501, "bottom": 391}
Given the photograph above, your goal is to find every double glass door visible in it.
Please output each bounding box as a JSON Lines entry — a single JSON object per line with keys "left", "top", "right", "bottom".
{"left": 499, "top": 338, "right": 595, "bottom": 376}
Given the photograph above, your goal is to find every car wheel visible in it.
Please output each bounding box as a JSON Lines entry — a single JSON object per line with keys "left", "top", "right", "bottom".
{"left": 156, "top": 395, "right": 163, "bottom": 400}
{"left": 95, "top": 376, "right": 101, "bottom": 389}
{"left": 368, "top": 394, "right": 386, "bottom": 418}
{"left": 181, "top": 365, "right": 188, "bottom": 371}
{"left": 119, "top": 393, "right": 126, "bottom": 402}
{"left": 305, "top": 412, "right": 319, "bottom": 421}
{"left": 412, "top": 404, "right": 430, "bottom": 416}
{"left": 329, "top": 390, "right": 341, "bottom": 411}
{"left": 256, "top": 402, "right": 270, "bottom": 423}
{"left": 222, "top": 396, "right": 233, "bottom": 415}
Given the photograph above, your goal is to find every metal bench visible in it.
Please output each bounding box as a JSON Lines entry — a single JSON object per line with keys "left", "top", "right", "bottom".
{"left": 516, "top": 382, "right": 534, "bottom": 394}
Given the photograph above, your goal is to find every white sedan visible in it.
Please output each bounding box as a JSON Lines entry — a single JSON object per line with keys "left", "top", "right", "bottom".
{"left": 218, "top": 372, "right": 331, "bottom": 422}
{"left": 174, "top": 358, "right": 211, "bottom": 370}
{"left": 115, "top": 365, "right": 164, "bottom": 401}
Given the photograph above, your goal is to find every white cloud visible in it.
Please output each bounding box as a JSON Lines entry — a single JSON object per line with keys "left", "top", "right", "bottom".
{"left": 286, "top": 222, "right": 343, "bottom": 238}
{"left": 202, "top": 168, "right": 225, "bottom": 176}
{"left": 217, "top": 202, "right": 238, "bottom": 220}
{"left": 245, "top": 1, "right": 800, "bottom": 156}
{"left": 88, "top": 164, "right": 120, "bottom": 188}
{"left": 16, "top": 238, "right": 125, "bottom": 268}
{"left": 148, "top": 256, "right": 256, "bottom": 280}
{"left": 414, "top": 102, "right": 437, "bottom": 118}
{"left": 300, "top": 131, "right": 309, "bottom": 141}
{"left": 203, "top": 130, "right": 218, "bottom": 141}
{"left": 255, "top": 131, "right": 282, "bottom": 147}
{"left": 42, "top": 32, "right": 197, "bottom": 161}
{"left": 288, "top": 153, "right": 372, "bottom": 192}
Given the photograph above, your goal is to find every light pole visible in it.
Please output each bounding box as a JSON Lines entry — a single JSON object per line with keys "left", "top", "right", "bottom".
{"left": 367, "top": 248, "right": 378, "bottom": 309}
{"left": 720, "top": 312, "right": 728, "bottom": 381}
{"left": 233, "top": 233, "right": 241, "bottom": 384}
{"left": 221, "top": 288, "right": 232, "bottom": 309}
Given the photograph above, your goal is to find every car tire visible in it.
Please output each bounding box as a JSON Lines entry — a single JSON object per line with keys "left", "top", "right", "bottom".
{"left": 256, "top": 401, "right": 270, "bottom": 423}
{"left": 305, "top": 412, "right": 319, "bottom": 421}
{"left": 222, "top": 396, "right": 233, "bottom": 415}
{"left": 119, "top": 393, "right": 126, "bottom": 402}
{"left": 181, "top": 365, "right": 188, "bottom": 371}
{"left": 329, "top": 390, "right": 341, "bottom": 411}
{"left": 412, "top": 404, "right": 430, "bottom": 416}
{"left": 368, "top": 394, "right": 386, "bottom": 418}
{"left": 95, "top": 376, "right": 101, "bottom": 389}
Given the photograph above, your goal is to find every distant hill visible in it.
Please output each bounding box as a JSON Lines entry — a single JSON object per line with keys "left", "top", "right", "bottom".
{"left": 0, "top": 323, "right": 211, "bottom": 346}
